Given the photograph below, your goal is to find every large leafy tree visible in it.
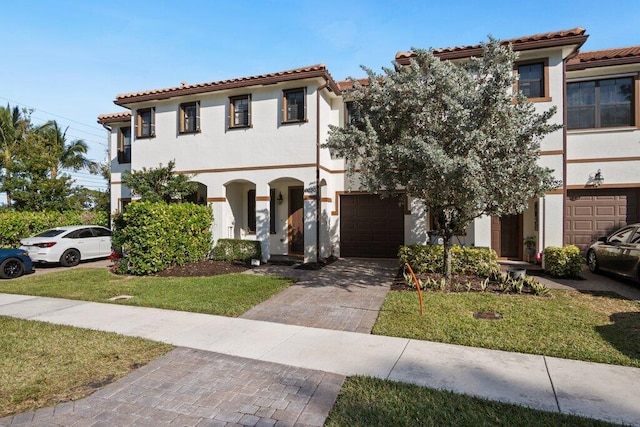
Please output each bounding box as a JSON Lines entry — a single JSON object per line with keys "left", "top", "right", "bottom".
{"left": 326, "top": 38, "right": 561, "bottom": 280}
{"left": 122, "top": 160, "right": 197, "bottom": 203}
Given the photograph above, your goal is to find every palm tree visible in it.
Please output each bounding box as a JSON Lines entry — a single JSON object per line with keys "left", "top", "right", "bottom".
{"left": 0, "top": 104, "right": 28, "bottom": 205}
{"left": 39, "top": 120, "right": 98, "bottom": 179}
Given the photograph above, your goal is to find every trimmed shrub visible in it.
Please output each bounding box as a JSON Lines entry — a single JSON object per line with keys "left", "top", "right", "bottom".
{"left": 543, "top": 245, "right": 584, "bottom": 278}
{"left": 398, "top": 245, "right": 500, "bottom": 278}
{"left": 211, "top": 239, "right": 262, "bottom": 263}
{"left": 112, "top": 201, "right": 212, "bottom": 275}
{"left": 0, "top": 210, "right": 109, "bottom": 248}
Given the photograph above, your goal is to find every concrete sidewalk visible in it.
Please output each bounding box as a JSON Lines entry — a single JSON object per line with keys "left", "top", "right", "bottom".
{"left": 1, "top": 293, "right": 639, "bottom": 425}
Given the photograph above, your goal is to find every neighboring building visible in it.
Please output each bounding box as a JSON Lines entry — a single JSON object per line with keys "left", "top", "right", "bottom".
{"left": 98, "top": 28, "right": 640, "bottom": 262}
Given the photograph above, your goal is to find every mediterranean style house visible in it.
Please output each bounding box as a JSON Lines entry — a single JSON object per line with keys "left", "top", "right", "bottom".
{"left": 98, "top": 27, "right": 640, "bottom": 262}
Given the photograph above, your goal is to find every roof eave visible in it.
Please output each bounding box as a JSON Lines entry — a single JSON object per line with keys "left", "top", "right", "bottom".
{"left": 396, "top": 34, "right": 589, "bottom": 64}
{"left": 114, "top": 69, "right": 341, "bottom": 106}
{"left": 566, "top": 56, "right": 640, "bottom": 71}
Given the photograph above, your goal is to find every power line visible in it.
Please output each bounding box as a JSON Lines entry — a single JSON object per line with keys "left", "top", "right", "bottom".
{"left": 0, "top": 95, "right": 106, "bottom": 133}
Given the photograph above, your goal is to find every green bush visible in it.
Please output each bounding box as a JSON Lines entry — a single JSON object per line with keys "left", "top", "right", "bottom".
{"left": 0, "top": 210, "right": 109, "bottom": 248}
{"left": 543, "top": 245, "right": 584, "bottom": 278}
{"left": 398, "top": 245, "right": 500, "bottom": 278}
{"left": 211, "top": 239, "right": 262, "bottom": 263}
{"left": 112, "top": 201, "right": 212, "bottom": 275}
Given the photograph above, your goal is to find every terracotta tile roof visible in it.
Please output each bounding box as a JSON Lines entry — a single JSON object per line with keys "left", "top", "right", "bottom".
{"left": 97, "top": 111, "right": 131, "bottom": 125}
{"left": 567, "top": 46, "right": 640, "bottom": 70}
{"left": 114, "top": 64, "right": 341, "bottom": 105}
{"left": 396, "top": 27, "right": 588, "bottom": 63}
{"left": 337, "top": 78, "right": 370, "bottom": 91}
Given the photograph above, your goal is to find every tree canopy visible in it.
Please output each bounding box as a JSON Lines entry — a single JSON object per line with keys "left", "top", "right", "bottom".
{"left": 325, "top": 38, "right": 562, "bottom": 279}
{"left": 121, "top": 160, "right": 197, "bottom": 203}
{"left": 0, "top": 105, "right": 104, "bottom": 212}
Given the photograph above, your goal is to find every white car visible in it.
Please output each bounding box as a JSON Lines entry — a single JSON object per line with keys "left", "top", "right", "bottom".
{"left": 20, "top": 225, "right": 112, "bottom": 267}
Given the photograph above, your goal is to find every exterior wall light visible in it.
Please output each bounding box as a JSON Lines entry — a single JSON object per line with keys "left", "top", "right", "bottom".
{"left": 593, "top": 169, "right": 604, "bottom": 187}
{"left": 277, "top": 192, "right": 284, "bottom": 204}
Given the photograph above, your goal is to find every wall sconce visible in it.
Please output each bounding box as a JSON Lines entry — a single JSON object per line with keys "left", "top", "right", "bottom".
{"left": 277, "top": 192, "right": 283, "bottom": 204}
{"left": 593, "top": 169, "right": 604, "bottom": 188}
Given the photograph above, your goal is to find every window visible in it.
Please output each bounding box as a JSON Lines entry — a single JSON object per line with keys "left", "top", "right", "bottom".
{"left": 517, "top": 62, "right": 544, "bottom": 99}
{"left": 136, "top": 107, "right": 155, "bottom": 138}
{"left": 179, "top": 101, "right": 200, "bottom": 133}
{"left": 248, "top": 189, "right": 256, "bottom": 233}
{"left": 270, "top": 189, "right": 276, "bottom": 234}
{"left": 230, "top": 95, "right": 251, "bottom": 128}
{"left": 117, "top": 127, "right": 131, "bottom": 164}
{"left": 283, "top": 88, "right": 306, "bottom": 123}
{"left": 568, "top": 77, "right": 634, "bottom": 129}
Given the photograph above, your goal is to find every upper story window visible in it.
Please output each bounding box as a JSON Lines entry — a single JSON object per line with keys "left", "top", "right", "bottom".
{"left": 283, "top": 88, "right": 306, "bottom": 123}
{"left": 117, "top": 127, "right": 131, "bottom": 164}
{"left": 567, "top": 77, "right": 634, "bottom": 130}
{"left": 136, "top": 107, "right": 155, "bottom": 138}
{"left": 515, "top": 60, "right": 549, "bottom": 101}
{"left": 230, "top": 95, "right": 251, "bottom": 128}
{"left": 179, "top": 101, "right": 200, "bottom": 133}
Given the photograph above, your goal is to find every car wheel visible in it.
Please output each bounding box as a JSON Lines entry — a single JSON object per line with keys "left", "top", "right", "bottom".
{"left": 587, "top": 250, "right": 600, "bottom": 273}
{"left": 0, "top": 258, "right": 24, "bottom": 279}
{"left": 60, "top": 249, "right": 81, "bottom": 267}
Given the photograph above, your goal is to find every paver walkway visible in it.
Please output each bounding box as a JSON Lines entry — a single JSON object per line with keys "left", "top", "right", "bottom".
{"left": 3, "top": 348, "right": 343, "bottom": 427}
{"left": 242, "top": 258, "right": 397, "bottom": 332}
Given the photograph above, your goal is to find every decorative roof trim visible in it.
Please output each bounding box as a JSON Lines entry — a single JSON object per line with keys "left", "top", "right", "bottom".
{"left": 395, "top": 27, "right": 588, "bottom": 64}
{"left": 114, "top": 64, "right": 341, "bottom": 105}
{"left": 566, "top": 46, "right": 640, "bottom": 71}
{"left": 97, "top": 111, "right": 131, "bottom": 125}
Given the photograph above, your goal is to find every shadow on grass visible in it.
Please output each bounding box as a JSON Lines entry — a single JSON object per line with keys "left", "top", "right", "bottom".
{"left": 595, "top": 311, "right": 640, "bottom": 363}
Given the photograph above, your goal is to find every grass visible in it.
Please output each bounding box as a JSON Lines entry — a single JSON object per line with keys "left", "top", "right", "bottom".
{"left": 325, "top": 376, "right": 618, "bottom": 426}
{"left": 373, "top": 289, "right": 640, "bottom": 367}
{"left": 2, "top": 269, "right": 292, "bottom": 317}
{"left": 0, "top": 316, "right": 172, "bottom": 418}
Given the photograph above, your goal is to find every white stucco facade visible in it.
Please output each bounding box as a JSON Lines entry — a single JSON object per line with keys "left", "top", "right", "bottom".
{"left": 100, "top": 28, "right": 640, "bottom": 261}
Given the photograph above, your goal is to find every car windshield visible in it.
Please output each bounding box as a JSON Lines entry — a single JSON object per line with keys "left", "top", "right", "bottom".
{"left": 34, "top": 229, "right": 67, "bottom": 238}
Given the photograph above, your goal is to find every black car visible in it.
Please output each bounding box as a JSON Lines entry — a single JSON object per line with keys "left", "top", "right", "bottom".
{"left": 587, "top": 224, "right": 640, "bottom": 282}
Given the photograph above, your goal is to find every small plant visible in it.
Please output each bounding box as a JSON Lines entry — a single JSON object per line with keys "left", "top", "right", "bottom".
{"left": 543, "top": 245, "right": 584, "bottom": 278}
{"left": 437, "top": 278, "right": 447, "bottom": 291}
{"left": 465, "top": 281, "right": 473, "bottom": 292}
{"left": 528, "top": 278, "right": 550, "bottom": 296}
{"left": 452, "top": 282, "right": 463, "bottom": 292}
{"left": 523, "top": 235, "right": 536, "bottom": 250}
{"left": 511, "top": 277, "right": 524, "bottom": 294}
{"left": 479, "top": 278, "right": 490, "bottom": 292}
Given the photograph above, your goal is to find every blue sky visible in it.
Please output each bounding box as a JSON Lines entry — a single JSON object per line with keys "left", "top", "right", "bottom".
{"left": 1, "top": 0, "right": 639, "bottom": 192}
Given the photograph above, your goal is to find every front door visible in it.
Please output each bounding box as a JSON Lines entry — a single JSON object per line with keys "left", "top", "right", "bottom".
{"left": 288, "top": 187, "right": 304, "bottom": 254}
{"left": 491, "top": 214, "right": 522, "bottom": 258}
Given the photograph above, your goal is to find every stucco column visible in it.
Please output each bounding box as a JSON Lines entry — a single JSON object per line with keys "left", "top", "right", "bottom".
{"left": 304, "top": 188, "right": 317, "bottom": 263}
{"left": 255, "top": 183, "right": 271, "bottom": 262}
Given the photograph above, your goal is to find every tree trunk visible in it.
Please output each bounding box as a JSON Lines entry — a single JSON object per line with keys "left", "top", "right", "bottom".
{"left": 443, "top": 240, "right": 452, "bottom": 282}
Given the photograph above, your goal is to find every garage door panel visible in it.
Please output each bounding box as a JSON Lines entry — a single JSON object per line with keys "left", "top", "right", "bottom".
{"left": 565, "top": 188, "right": 640, "bottom": 253}
{"left": 340, "top": 194, "right": 404, "bottom": 258}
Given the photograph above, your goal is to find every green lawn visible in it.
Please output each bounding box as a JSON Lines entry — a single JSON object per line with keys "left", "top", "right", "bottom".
{"left": 326, "top": 376, "right": 618, "bottom": 427}
{"left": 0, "top": 316, "right": 172, "bottom": 418}
{"left": 373, "top": 289, "right": 640, "bottom": 367}
{"left": 2, "top": 268, "right": 291, "bottom": 317}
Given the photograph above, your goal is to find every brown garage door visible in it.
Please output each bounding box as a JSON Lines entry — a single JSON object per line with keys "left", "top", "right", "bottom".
{"left": 565, "top": 188, "right": 640, "bottom": 252}
{"left": 340, "top": 194, "right": 404, "bottom": 258}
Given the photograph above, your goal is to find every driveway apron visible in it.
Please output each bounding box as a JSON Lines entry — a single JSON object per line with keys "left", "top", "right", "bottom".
{"left": 241, "top": 258, "right": 398, "bottom": 333}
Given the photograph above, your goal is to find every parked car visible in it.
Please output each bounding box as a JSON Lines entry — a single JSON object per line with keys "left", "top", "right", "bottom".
{"left": 0, "top": 248, "right": 33, "bottom": 279}
{"left": 20, "top": 225, "right": 112, "bottom": 267}
{"left": 586, "top": 223, "right": 640, "bottom": 282}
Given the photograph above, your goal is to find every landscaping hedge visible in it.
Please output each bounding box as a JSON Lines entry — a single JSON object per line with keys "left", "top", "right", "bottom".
{"left": 543, "top": 245, "right": 584, "bottom": 278}
{"left": 112, "top": 201, "right": 212, "bottom": 275}
{"left": 398, "top": 244, "right": 500, "bottom": 277}
{"left": 211, "top": 239, "right": 262, "bottom": 263}
{"left": 0, "top": 210, "right": 109, "bottom": 248}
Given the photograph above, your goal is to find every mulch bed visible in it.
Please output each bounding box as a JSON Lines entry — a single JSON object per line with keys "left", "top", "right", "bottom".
{"left": 152, "top": 260, "right": 250, "bottom": 277}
